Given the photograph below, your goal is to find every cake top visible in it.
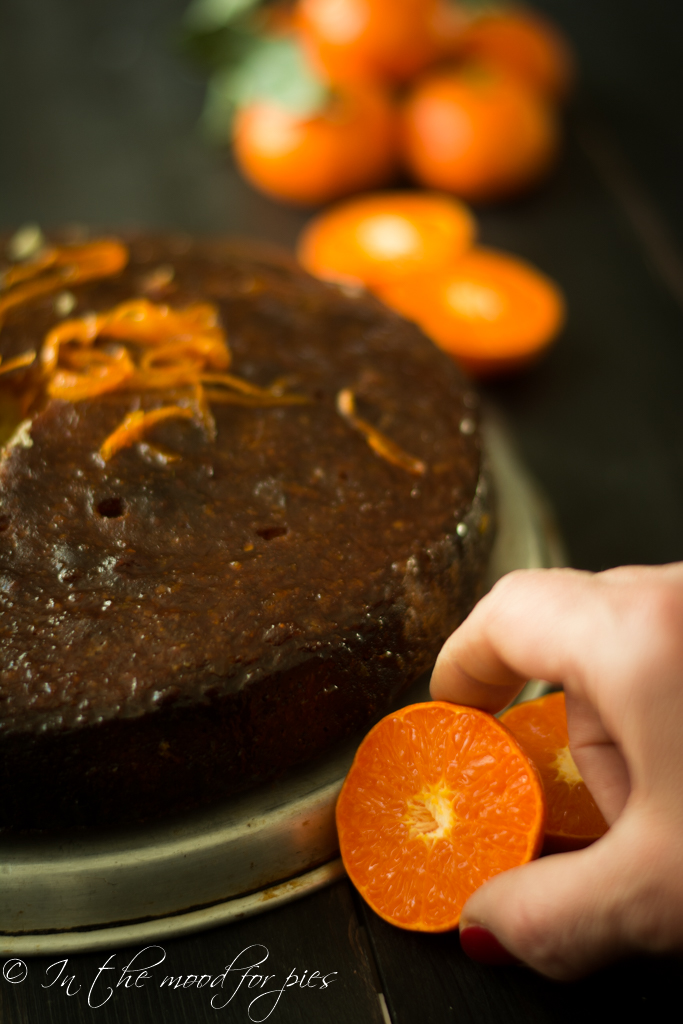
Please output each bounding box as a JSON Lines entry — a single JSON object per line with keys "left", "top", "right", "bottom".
{"left": 0, "top": 232, "right": 484, "bottom": 734}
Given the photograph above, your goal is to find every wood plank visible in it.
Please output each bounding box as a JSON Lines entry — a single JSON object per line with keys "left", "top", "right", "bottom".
{"left": 475, "top": 125, "right": 683, "bottom": 569}
{"left": 357, "top": 895, "right": 682, "bottom": 1024}
{"left": 0, "top": 881, "right": 385, "bottom": 1024}
{"left": 533, "top": 0, "right": 683, "bottom": 251}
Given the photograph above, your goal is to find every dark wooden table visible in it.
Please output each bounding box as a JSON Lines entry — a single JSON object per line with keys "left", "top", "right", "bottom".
{"left": 2, "top": 1, "right": 683, "bottom": 1020}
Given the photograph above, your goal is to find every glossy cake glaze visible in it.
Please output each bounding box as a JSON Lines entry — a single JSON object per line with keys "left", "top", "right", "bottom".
{"left": 0, "top": 233, "right": 493, "bottom": 829}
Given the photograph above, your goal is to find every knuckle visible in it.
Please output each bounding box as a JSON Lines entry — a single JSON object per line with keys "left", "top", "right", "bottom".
{"left": 622, "top": 579, "right": 683, "bottom": 658}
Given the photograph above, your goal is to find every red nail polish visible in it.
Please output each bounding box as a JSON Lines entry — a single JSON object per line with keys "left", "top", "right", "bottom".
{"left": 460, "top": 925, "right": 520, "bottom": 966}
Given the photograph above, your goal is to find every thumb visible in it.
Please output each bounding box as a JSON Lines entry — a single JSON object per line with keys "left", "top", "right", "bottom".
{"left": 459, "top": 825, "right": 642, "bottom": 980}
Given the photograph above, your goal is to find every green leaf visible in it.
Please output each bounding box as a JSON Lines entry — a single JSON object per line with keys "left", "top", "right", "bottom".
{"left": 184, "top": 0, "right": 263, "bottom": 32}
{"left": 200, "top": 35, "right": 331, "bottom": 140}
{"left": 180, "top": 20, "right": 258, "bottom": 72}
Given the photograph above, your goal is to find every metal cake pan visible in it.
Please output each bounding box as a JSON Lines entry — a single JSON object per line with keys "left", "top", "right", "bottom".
{"left": 0, "top": 413, "right": 563, "bottom": 954}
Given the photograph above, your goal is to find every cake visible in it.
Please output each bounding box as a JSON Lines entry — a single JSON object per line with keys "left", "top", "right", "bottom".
{"left": 0, "top": 230, "right": 493, "bottom": 830}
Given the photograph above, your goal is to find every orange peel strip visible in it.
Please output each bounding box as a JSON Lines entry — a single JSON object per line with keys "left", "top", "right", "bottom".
{"left": 0, "top": 240, "right": 128, "bottom": 327}
{"left": 2, "top": 248, "right": 59, "bottom": 287}
{"left": 102, "top": 300, "right": 227, "bottom": 353}
{"left": 336, "top": 388, "right": 426, "bottom": 476}
{"left": 0, "top": 350, "right": 37, "bottom": 376}
{"left": 200, "top": 371, "right": 297, "bottom": 398}
{"left": 140, "top": 340, "right": 227, "bottom": 372}
{"left": 41, "top": 314, "right": 104, "bottom": 375}
{"left": 192, "top": 382, "right": 217, "bottom": 442}
{"left": 99, "top": 405, "right": 195, "bottom": 463}
{"left": 49, "top": 348, "right": 136, "bottom": 401}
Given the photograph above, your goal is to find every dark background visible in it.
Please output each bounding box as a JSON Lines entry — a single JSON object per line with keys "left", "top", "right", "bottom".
{"left": 1, "top": 2, "right": 683, "bottom": 1021}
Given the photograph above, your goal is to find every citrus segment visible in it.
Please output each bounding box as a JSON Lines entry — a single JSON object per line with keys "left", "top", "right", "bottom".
{"left": 297, "top": 191, "right": 475, "bottom": 287}
{"left": 500, "top": 691, "right": 609, "bottom": 853}
{"left": 336, "top": 701, "right": 545, "bottom": 932}
{"left": 376, "top": 246, "right": 565, "bottom": 376}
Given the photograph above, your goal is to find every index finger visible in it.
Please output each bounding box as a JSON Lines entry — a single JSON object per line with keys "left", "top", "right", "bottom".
{"left": 430, "top": 567, "right": 594, "bottom": 712}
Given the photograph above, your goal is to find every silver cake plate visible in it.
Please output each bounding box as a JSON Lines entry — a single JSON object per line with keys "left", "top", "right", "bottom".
{"left": 0, "top": 413, "right": 565, "bottom": 955}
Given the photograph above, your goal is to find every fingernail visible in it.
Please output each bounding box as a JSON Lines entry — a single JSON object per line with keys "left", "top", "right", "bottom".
{"left": 460, "top": 925, "right": 520, "bottom": 966}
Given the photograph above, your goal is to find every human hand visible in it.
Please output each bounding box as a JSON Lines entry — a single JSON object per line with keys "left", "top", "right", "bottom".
{"left": 430, "top": 564, "right": 683, "bottom": 979}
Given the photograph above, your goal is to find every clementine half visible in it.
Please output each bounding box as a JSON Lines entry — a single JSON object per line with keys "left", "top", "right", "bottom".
{"left": 500, "top": 691, "right": 609, "bottom": 853}
{"left": 297, "top": 191, "right": 476, "bottom": 288}
{"left": 232, "top": 86, "right": 398, "bottom": 206}
{"left": 401, "top": 63, "right": 559, "bottom": 201}
{"left": 336, "top": 701, "right": 545, "bottom": 932}
{"left": 376, "top": 246, "right": 565, "bottom": 376}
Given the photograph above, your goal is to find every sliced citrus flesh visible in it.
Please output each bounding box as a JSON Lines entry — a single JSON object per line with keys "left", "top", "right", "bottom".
{"left": 500, "top": 691, "right": 609, "bottom": 853}
{"left": 297, "top": 191, "right": 476, "bottom": 288}
{"left": 376, "top": 246, "right": 565, "bottom": 376}
{"left": 336, "top": 701, "right": 545, "bottom": 932}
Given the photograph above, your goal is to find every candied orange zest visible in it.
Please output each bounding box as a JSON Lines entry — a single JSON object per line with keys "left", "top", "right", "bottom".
{"left": 192, "top": 381, "right": 217, "bottom": 442}
{"left": 199, "top": 371, "right": 310, "bottom": 403}
{"left": 38, "top": 296, "right": 309, "bottom": 460}
{"left": 0, "top": 240, "right": 128, "bottom": 328}
{"left": 336, "top": 387, "right": 426, "bottom": 476}
{"left": 48, "top": 347, "right": 136, "bottom": 402}
{"left": 99, "top": 406, "right": 195, "bottom": 463}
{"left": 0, "top": 350, "right": 37, "bottom": 376}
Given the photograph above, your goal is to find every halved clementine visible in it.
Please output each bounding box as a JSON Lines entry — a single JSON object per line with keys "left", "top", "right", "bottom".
{"left": 297, "top": 191, "right": 476, "bottom": 288}
{"left": 376, "top": 246, "right": 565, "bottom": 376}
{"left": 336, "top": 701, "right": 545, "bottom": 932}
{"left": 500, "top": 691, "right": 608, "bottom": 853}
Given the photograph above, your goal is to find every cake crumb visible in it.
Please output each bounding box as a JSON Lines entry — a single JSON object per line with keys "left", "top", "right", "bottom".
{"left": 3, "top": 419, "right": 33, "bottom": 454}
{"left": 55, "top": 291, "right": 77, "bottom": 317}
{"left": 8, "top": 224, "right": 45, "bottom": 261}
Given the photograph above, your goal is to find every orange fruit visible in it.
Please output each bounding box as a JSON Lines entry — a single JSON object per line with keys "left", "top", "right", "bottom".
{"left": 297, "top": 191, "right": 476, "bottom": 288}
{"left": 500, "top": 691, "right": 609, "bottom": 853}
{"left": 296, "top": 0, "right": 445, "bottom": 86}
{"left": 232, "top": 87, "right": 398, "bottom": 207}
{"left": 336, "top": 701, "right": 545, "bottom": 932}
{"left": 401, "top": 63, "right": 559, "bottom": 201}
{"left": 455, "top": 9, "right": 575, "bottom": 102}
{"left": 376, "top": 246, "right": 565, "bottom": 376}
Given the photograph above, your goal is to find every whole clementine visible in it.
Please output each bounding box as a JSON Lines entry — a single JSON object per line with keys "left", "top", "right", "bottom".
{"left": 296, "top": 0, "right": 446, "bottom": 86}
{"left": 232, "top": 87, "right": 398, "bottom": 206}
{"left": 401, "top": 63, "right": 559, "bottom": 201}
{"left": 456, "top": 9, "right": 575, "bottom": 102}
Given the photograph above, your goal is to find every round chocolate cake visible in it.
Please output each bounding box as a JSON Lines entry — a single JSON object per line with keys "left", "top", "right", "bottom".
{"left": 0, "top": 231, "right": 493, "bottom": 830}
